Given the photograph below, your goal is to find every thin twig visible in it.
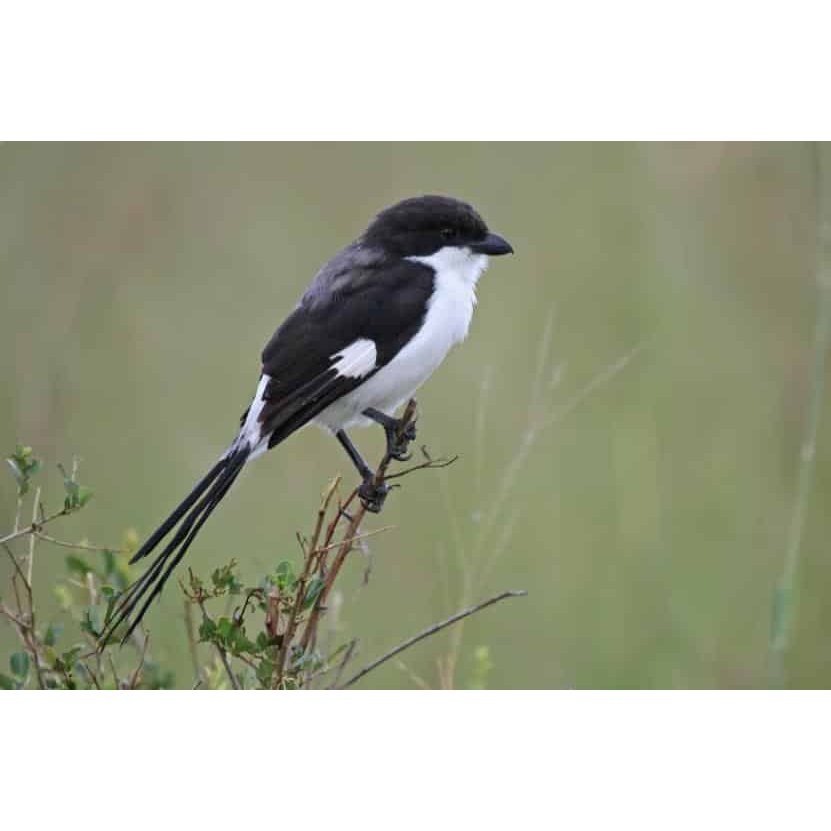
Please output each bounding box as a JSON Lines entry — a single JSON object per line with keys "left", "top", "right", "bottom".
{"left": 384, "top": 454, "right": 459, "bottom": 480}
{"left": 193, "top": 595, "right": 241, "bottom": 690}
{"left": 108, "top": 654, "right": 122, "bottom": 689}
{"left": 0, "top": 608, "right": 45, "bottom": 689}
{"left": 13, "top": 495, "right": 22, "bottom": 536}
{"left": 216, "top": 647, "right": 240, "bottom": 690}
{"left": 272, "top": 476, "right": 351, "bottom": 689}
{"left": 0, "top": 603, "right": 29, "bottom": 629}
{"left": 312, "top": 525, "right": 394, "bottom": 555}
{"left": 2, "top": 543, "right": 31, "bottom": 608}
{"left": 183, "top": 599, "right": 204, "bottom": 689}
{"left": 33, "top": 532, "right": 123, "bottom": 553}
{"left": 339, "top": 589, "right": 528, "bottom": 689}
{"left": 128, "top": 632, "right": 150, "bottom": 689}
{"left": 274, "top": 481, "right": 341, "bottom": 687}
{"left": 309, "top": 477, "right": 341, "bottom": 554}
{"left": 300, "top": 506, "right": 365, "bottom": 653}
{"left": 80, "top": 661, "right": 102, "bottom": 690}
{"left": 26, "top": 487, "right": 40, "bottom": 586}
{"left": 1, "top": 540, "right": 44, "bottom": 689}
{"left": 328, "top": 638, "right": 359, "bottom": 689}
{"left": 0, "top": 506, "right": 69, "bottom": 546}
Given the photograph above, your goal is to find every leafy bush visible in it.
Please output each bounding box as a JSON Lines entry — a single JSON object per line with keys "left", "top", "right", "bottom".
{"left": 2, "top": 409, "right": 524, "bottom": 689}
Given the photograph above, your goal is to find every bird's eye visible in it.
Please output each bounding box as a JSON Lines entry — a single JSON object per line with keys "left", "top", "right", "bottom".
{"left": 440, "top": 227, "right": 457, "bottom": 241}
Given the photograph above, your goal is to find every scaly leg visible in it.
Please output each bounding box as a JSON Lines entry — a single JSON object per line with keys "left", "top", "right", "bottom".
{"left": 335, "top": 429, "right": 390, "bottom": 513}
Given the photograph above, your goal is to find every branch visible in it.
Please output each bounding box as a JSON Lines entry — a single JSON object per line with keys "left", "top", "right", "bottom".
{"left": 299, "top": 399, "right": 421, "bottom": 654}
{"left": 384, "top": 451, "right": 459, "bottom": 481}
{"left": 338, "top": 589, "right": 528, "bottom": 689}
{"left": 328, "top": 638, "right": 359, "bottom": 689}
{"left": 2, "top": 542, "right": 32, "bottom": 609}
{"left": 216, "top": 643, "right": 240, "bottom": 689}
{"left": 1, "top": 538, "right": 45, "bottom": 689}
{"left": 128, "top": 632, "right": 150, "bottom": 689}
{"left": 0, "top": 506, "right": 70, "bottom": 546}
{"left": 194, "top": 596, "right": 241, "bottom": 690}
{"left": 33, "top": 532, "right": 123, "bottom": 553}
{"left": 274, "top": 477, "right": 341, "bottom": 687}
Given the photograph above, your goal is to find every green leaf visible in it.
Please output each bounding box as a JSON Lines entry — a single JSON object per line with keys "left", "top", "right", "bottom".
{"left": 0, "top": 673, "right": 15, "bottom": 690}
{"left": 256, "top": 658, "right": 274, "bottom": 685}
{"left": 101, "top": 549, "right": 116, "bottom": 576}
{"left": 216, "top": 616, "right": 235, "bottom": 641}
{"left": 7, "top": 445, "right": 42, "bottom": 496}
{"left": 102, "top": 591, "right": 118, "bottom": 627}
{"left": 81, "top": 606, "right": 101, "bottom": 636}
{"left": 274, "top": 560, "right": 296, "bottom": 591}
{"left": 290, "top": 647, "right": 321, "bottom": 672}
{"left": 301, "top": 576, "right": 325, "bottom": 610}
{"left": 198, "top": 618, "right": 217, "bottom": 641}
{"left": 61, "top": 474, "right": 79, "bottom": 509}
{"left": 255, "top": 631, "right": 277, "bottom": 652}
{"left": 65, "top": 554, "right": 92, "bottom": 577}
{"left": 188, "top": 570, "right": 204, "bottom": 594}
{"left": 211, "top": 562, "right": 241, "bottom": 594}
{"left": 6, "top": 457, "right": 23, "bottom": 486}
{"left": 325, "top": 641, "right": 351, "bottom": 664}
{"left": 231, "top": 632, "right": 257, "bottom": 654}
{"left": 57, "top": 461, "right": 91, "bottom": 511}
{"left": 53, "top": 584, "right": 73, "bottom": 610}
{"left": 10, "top": 651, "right": 30, "bottom": 679}
{"left": 61, "top": 646, "right": 82, "bottom": 666}
{"left": 44, "top": 623, "right": 63, "bottom": 647}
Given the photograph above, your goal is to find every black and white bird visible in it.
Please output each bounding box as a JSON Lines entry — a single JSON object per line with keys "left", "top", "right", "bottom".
{"left": 103, "top": 195, "right": 513, "bottom": 642}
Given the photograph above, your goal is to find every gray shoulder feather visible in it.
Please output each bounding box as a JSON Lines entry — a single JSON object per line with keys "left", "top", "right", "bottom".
{"left": 300, "top": 242, "right": 386, "bottom": 311}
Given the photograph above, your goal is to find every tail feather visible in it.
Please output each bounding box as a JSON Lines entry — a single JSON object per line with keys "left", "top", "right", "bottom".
{"left": 101, "top": 447, "right": 249, "bottom": 646}
{"left": 127, "top": 457, "right": 228, "bottom": 565}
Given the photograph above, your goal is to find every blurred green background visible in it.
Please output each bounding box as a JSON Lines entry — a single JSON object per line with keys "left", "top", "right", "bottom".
{"left": 1, "top": 142, "right": 829, "bottom": 688}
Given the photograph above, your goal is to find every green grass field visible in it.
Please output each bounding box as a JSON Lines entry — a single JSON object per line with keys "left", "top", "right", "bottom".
{"left": 2, "top": 142, "right": 829, "bottom": 688}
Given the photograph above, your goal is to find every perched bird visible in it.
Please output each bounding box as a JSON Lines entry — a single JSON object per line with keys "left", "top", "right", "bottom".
{"left": 103, "top": 195, "right": 513, "bottom": 642}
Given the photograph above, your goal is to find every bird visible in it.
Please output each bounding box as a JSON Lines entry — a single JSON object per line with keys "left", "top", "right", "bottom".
{"left": 101, "top": 195, "right": 513, "bottom": 644}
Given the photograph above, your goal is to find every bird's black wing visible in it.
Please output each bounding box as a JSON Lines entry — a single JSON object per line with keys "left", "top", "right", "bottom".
{"left": 255, "top": 249, "right": 435, "bottom": 448}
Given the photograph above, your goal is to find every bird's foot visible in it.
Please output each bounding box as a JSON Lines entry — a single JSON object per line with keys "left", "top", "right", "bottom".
{"left": 358, "top": 477, "right": 390, "bottom": 514}
{"left": 385, "top": 419, "right": 417, "bottom": 462}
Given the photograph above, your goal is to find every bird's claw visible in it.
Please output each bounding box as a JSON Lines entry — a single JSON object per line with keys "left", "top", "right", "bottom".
{"left": 358, "top": 478, "right": 390, "bottom": 514}
{"left": 386, "top": 420, "right": 417, "bottom": 462}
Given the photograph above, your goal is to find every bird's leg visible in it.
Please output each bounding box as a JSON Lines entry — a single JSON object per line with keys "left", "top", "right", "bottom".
{"left": 336, "top": 430, "right": 389, "bottom": 513}
{"left": 362, "top": 407, "right": 418, "bottom": 462}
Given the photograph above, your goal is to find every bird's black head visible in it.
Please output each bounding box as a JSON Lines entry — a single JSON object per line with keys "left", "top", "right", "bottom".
{"left": 362, "top": 195, "right": 513, "bottom": 259}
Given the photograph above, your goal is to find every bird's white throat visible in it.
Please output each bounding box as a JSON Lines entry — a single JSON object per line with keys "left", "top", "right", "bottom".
{"left": 407, "top": 245, "right": 488, "bottom": 345}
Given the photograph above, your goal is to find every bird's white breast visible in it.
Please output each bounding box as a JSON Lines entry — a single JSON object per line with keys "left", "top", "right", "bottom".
{"left": 315, "top": 247, "right": 489, "bottom": 432}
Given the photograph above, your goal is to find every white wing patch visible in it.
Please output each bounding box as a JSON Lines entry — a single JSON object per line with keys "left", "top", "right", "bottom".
{"left": 235, "top": 373, "right": 272, "bottom": 459}
{"left": 331, "top": 338, "right": 377, "bottom": 379}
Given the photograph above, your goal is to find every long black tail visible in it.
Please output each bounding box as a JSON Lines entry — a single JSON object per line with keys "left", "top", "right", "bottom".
{"left": 100, "top": 446, "right": 250, "bottom": 646}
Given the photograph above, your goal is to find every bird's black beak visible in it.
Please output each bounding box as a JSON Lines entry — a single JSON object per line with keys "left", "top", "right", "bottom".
{"left": 469, "top": 232, "right": 514, "bottom": 256}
